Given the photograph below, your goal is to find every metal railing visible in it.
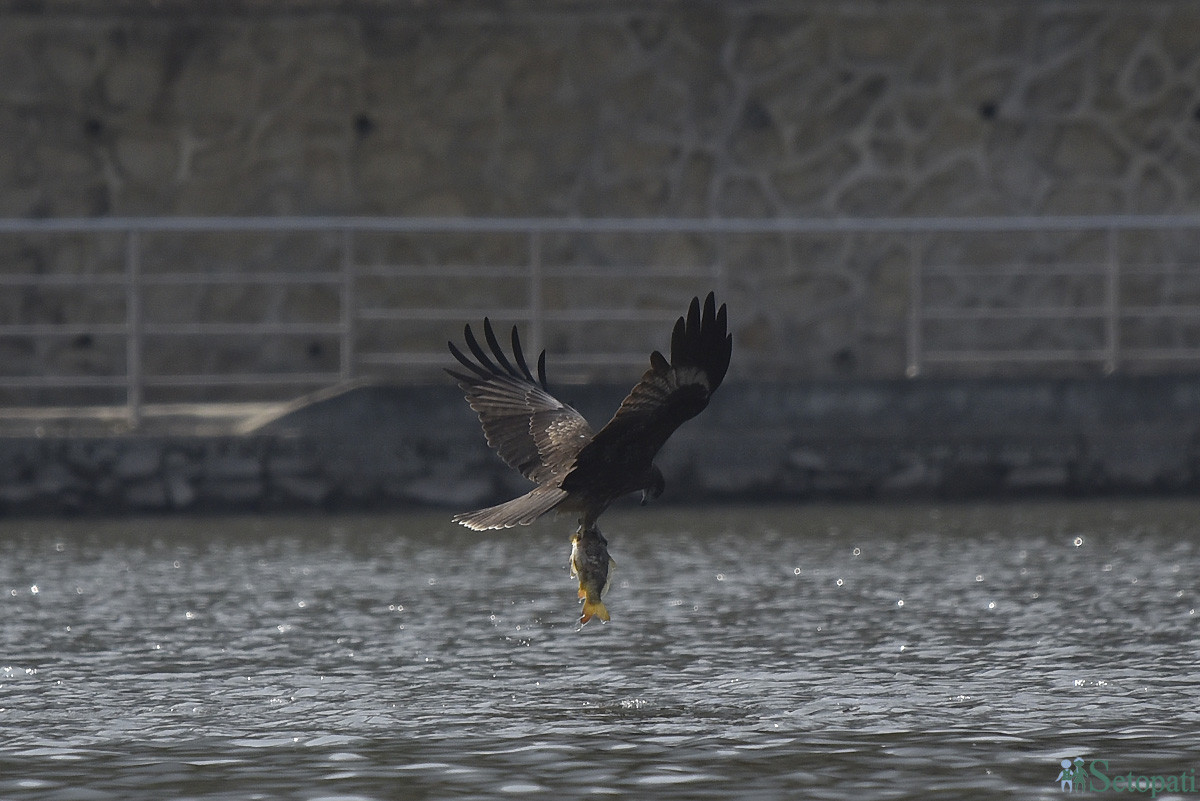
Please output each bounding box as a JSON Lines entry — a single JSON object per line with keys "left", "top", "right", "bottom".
{"left": 3, "top": 214, "right": 1200, "bottom": 424}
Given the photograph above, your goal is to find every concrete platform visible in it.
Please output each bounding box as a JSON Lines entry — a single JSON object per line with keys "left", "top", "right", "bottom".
{"left": 0, "top": 403, "right": 289, "bottom": 438}
{"left": 2, "top": 377, "right": 1200, "bottom": 516}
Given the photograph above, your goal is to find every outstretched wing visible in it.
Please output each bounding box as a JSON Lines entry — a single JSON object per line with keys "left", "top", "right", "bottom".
{"left": 447, "top": 318, "right": 594, "bottom": 485}
{"left": 562, "top": 292, "right": 732, "bottom": 491}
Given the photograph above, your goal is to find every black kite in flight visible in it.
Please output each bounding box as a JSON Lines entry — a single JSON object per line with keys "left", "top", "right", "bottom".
{"left": 446, "top": 292, "right": 732, "bottom": 533}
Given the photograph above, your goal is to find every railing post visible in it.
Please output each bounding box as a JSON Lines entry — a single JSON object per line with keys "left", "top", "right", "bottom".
{"left": 713, "top": 230, "right": 728, "bottom": 305}
{"left": 905, "top": 233, "right": 922, "bottom": 378}
{"left": 1104, "top": 227, "right": 1119, "bottom": 375}
{"left": 125, "top": 229, "right": 143, "bottom": 427}
{"left": 340, "top": 228, "right": 355, "bottom": 382}
{"left": 528, "top": 230, "right": 544, "bottom": 358}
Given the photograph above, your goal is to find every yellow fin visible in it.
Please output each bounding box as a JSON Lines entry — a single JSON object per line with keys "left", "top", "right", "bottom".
{"left": 580, "top": 599, "right": 610, "bottom": 625}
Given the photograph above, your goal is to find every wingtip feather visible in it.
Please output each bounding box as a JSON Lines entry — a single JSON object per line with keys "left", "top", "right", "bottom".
{"left": 660, "top": 291, "right": 732, "bottom": 389}
{"left": 650, "top": 350, "right": 670, "bottom": 373}
{"left": 447, "top": 339, "right": 491, "bottom": 380}
{"left": 510, "top": 326, "right": 535, "bottom": 383}
{"left": 483, "top": 318, "right": 519, "bottom": 377}
{"left": 464, "top": 322, "right": 501, "bottom": 375}
{"left": 451, "top": 319, "right": 554, "bottom": 389}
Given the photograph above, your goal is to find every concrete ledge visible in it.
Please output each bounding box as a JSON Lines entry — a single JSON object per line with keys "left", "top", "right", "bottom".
{"left": 0, "top": 403, "right": 288, "bottom": 438}
{"left": 2, "top": 377, "right": 1199, "bottom": 516}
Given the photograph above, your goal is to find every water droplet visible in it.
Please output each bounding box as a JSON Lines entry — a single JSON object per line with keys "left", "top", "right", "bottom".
{"left": 835, "top": 578, "right": 844, "bottom": 587}
{"left": 715, "top": 573, "right": 725, "bottom": 581}
{"left": 852, "top": 547, "right": 861, "bottom": 556}
{"left": 1073, "top": 536, "right": 1084, "bottom": 547}
{"left": 793, "top": 567, "right": 801, "bottom": 575}
{"left": 896, "top": 599, "right": 904, "bottom": 607}
{"left": 1102, "top": 563, "right": 1113, "bottom": 572}
{"left": 29, "top": 585, "right": 38, "bottom": 595}
{"left": 988, "top": 601, "right": 996, "bottom": 609}
{"left": 975, "top": 574, "right": 984, "bottom": 582}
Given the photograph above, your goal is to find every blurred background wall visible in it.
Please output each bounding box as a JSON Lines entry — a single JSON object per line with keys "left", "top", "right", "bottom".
{"left": 3, "top": 0, "right": 1200, "bottom": 400}
{"left": 8, "top": 1, "right": 1200, "bottom": 219}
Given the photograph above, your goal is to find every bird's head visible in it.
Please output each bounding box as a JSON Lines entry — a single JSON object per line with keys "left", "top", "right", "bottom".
{"left": 641, "top": 466, "right": 666, "bottom": 505}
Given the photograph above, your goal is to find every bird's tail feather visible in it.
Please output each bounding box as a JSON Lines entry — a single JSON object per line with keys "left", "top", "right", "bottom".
{"left": 452, "top": 486, "right": 568, "bottom": 530}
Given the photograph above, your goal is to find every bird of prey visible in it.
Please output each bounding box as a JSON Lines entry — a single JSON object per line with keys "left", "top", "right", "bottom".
{"left": 446, "top": 292, "right": 732, "bottom": 624}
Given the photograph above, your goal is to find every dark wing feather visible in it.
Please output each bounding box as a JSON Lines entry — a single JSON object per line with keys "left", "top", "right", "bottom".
{"left": 562, "top": 292, "right": 732, "bottom": 491}
{"left": 447, "top": 318, "right": 594, "bottom": 485}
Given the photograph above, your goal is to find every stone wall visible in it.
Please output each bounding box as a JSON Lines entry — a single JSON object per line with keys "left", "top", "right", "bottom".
{"left": 8, "top": 1, "right": 1200, "bottom": 219}
{"left": 5, "top": 1, "right": 1200, "bottom": 392}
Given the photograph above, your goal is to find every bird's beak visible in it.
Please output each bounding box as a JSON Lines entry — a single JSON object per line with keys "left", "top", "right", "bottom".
{"left": 640, "top": 488, "right": 651, "bottom": 505}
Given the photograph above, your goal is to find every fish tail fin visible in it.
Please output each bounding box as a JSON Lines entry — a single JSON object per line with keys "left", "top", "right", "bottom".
{"left": 579, "top": 599, "right": 610, "bottom": 625}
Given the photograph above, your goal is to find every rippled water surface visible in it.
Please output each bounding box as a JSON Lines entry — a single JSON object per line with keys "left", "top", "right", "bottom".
{"left": 2, "top": 501, "right": 1199, "bottom": 799}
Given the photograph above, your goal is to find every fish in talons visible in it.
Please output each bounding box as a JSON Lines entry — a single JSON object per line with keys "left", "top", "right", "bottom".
{"left": 571, "top": 524, "right": 614, "bottom": 626}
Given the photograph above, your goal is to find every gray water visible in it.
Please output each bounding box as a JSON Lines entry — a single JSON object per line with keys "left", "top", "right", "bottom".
{"left": 1, "top": 501, "right": 1198, "bottom": 800}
